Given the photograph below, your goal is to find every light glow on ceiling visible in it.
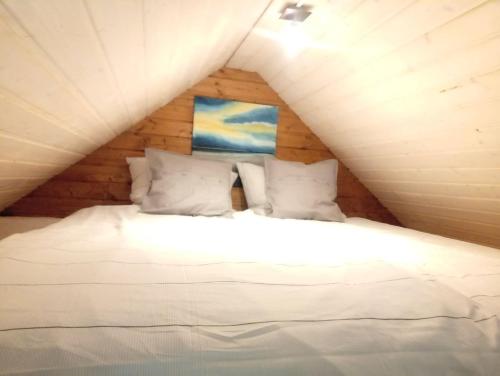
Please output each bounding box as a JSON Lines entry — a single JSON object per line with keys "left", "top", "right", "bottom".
{"left": 280, "top": 22, "right": 310, "bottom": 58}
{"left": 254, "top": 24, "right": 332, "bottom": 59}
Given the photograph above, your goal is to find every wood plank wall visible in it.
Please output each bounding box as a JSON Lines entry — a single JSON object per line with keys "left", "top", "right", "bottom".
{"left": 5, "top": 68, "right": 399, "bottom": 224}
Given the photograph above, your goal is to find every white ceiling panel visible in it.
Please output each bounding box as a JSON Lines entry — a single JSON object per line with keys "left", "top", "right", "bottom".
{"left": 0, "top": 0, "right": 269, "bottom": 211}
{"left": 229, "top": 0, "right": 500, "bottom": 248}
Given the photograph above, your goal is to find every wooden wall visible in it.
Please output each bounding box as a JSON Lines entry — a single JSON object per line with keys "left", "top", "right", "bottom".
{"left": 5, "top": 68, "right": 399, "bottom": 225}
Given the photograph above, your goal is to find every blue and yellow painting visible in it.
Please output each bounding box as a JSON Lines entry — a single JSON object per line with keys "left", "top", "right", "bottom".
{"left": 192, "top": 96, "right": 278, "bottom": 154}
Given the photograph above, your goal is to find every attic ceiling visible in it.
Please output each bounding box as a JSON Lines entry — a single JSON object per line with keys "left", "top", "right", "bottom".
{"left": 1, "top": 0, "right": 499, "bottom": 247}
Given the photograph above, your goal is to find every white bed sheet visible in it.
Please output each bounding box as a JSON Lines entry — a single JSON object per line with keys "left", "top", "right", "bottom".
{"left": 0, "top": 205, "right": 499, "bottom": 375}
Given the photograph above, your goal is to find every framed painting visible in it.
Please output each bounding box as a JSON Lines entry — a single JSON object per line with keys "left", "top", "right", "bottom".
{"left": 192, "top": 96, "right": 278, "bottom": 155}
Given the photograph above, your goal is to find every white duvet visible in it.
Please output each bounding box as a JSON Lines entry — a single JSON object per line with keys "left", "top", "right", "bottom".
{"left": 0, "top": 205, "right": 499, "bottom": 375}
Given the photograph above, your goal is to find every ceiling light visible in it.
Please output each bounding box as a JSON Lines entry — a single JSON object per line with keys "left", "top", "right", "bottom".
{"left": 279, "top": 2, "right": 312, "bottom": 22}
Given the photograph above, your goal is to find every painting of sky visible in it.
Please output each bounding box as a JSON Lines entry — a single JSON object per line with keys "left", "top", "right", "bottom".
{"left": 192, "top": 96, "right": 278, "bottom": 154}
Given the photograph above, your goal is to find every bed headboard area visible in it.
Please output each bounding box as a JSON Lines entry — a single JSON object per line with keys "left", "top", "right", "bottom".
{"left": 4, "top": 68, "right": 398, "bottom": 225}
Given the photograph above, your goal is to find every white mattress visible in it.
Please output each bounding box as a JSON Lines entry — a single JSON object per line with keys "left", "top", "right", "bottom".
{"left": 0, "top": 205, "right": 499, "bottom": 375}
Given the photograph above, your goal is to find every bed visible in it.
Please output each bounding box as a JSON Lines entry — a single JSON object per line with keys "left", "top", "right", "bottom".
{"left": 0, "top": 205, "right": 499, "bottom": 375}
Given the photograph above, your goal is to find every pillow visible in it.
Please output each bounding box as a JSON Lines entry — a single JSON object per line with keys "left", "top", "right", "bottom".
{"left": 141, "top": 148, "right": 234, "bottom": 216}
{"left": 127, "top": 156, "right": 238, "bottom": 205}
{"left": 236, "top": 162, "right": 267, "bottom": 208}
{"left": 126, "top": 157, "right": 151, "bottom": 204}
{"left": 265, "top": 158, "right": 344, "bottom": 222}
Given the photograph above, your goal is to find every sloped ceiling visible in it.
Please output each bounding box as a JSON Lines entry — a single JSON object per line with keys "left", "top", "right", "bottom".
{"left": 0, "top": 0, "right": 270, "bottom": 208}
{"left": 228, "top": 0, "right": 500, "bottom": 248}
{"left": 1, "top": 0, "right": 499, "bottom": 247}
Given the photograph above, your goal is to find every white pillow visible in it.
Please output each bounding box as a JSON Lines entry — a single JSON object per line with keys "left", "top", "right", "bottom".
{"left": 127, "top": 156, "right": 238, "bottom": 205}
{"left": 236, "top": 162, "right": 267, "bottom": 209}
{"left": 126, "top": 157, "right": 151, "bottom": 204}
{"left": 265, "top": 158, "right": 344, "bottom": 222}
{"left": 141, "top": 149, "right": 236, "bottom": 216}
